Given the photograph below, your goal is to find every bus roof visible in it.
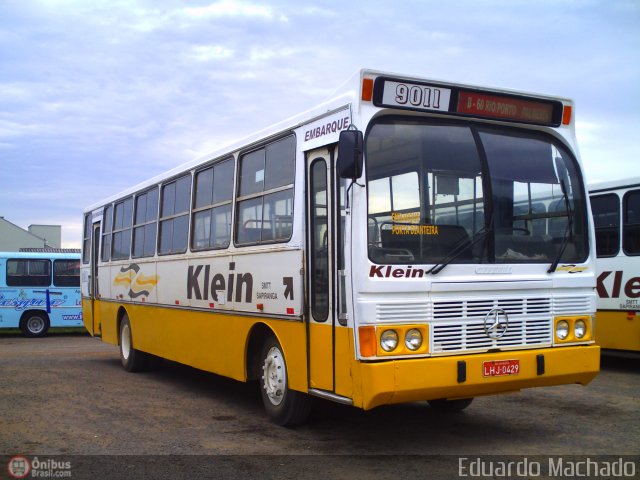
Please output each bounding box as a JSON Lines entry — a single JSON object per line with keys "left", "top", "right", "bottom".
{"left": 84, "top": 68, "right": 574, "bottom": 213}
{"left": 0, "top": 251, "right": 80, "bottom": 260}
{"left": 588, "top": 177, "right": 640, "bottom": 194}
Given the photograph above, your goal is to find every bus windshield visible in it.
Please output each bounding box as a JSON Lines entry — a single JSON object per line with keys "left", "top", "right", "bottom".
{"left": 365, "top": 117, "right": 589, "bottom": 266}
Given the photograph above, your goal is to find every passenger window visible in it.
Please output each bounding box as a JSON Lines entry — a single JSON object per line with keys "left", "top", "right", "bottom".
{"left": 101, "top": 204, "right": 113, "bottom": 262}
{"left": 192, "top": 158, "right": 234, "bottom": 250}
{"left": 82, "top": 213, "right": 91, "bottom": 264}
{"left": 111, "top": 198, "right": 133, "bottom": 260}
{"left": 590, "top": 194, "right": 620, "bottom": 257}
{"left": 623, "top": 190, "right": 640, "bottom": 255}
{"left": 53, "top": 260, "right": 80, "bottom": 287}
{"left": 133, "top": 187, "right": 159, "bottom": 258}
{"left": 159, "top": 175, "right": 191, "bottom": 255}
{"left": 236, "top": 136, "right": 295, "bottom": 245}
{"left": 6, "top": 259, "right": 52, "bottom": 287}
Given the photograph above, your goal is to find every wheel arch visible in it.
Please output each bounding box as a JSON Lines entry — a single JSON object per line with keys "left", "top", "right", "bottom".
{"left": 245, "top": 322, "right": 275, "bottom": 382}
{"left": 20, "top": 309, "right": 50, "bottom": 325}
{"left": 116, "top": 306, "right": 130, "bottom": 346}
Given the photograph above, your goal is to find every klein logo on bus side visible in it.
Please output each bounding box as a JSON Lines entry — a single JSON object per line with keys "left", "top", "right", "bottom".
{"left": 187, "top": 262, "right": 253, "bottom": 303}
{"left": 597, "top": 270, "right": 640, "bottom": 299}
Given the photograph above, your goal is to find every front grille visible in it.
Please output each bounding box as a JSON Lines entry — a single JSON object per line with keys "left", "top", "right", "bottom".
{"left": 376, "top": 301, "right": 431, "bottom": 323}
{"left": 431, "top": 297, "right": 552, "bottom": 354}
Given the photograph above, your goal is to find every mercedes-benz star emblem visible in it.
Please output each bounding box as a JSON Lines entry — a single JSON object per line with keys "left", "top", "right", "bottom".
{"left": 483, "top": 308, "right": 509, "bottom": 339}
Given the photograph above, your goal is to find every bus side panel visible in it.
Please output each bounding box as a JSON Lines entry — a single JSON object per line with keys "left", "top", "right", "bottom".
{"left": 334, "top": 325, "right": 356, "bottom": 399}
{"left": 47, "top": 287, "right": 83, "bottom": 328}
{"left": 99, "top": 301, "right": 309, "bottom": 392}
{"left": 596, "top": 310, "right": 640, "bottom": 352}
{"left": 0, "top": 287, "right": 22, "bottom": 328}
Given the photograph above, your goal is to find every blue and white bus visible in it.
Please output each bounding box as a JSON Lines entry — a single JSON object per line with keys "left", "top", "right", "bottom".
{"left": 0, "top": 251, "right": 83, "bottom": 336}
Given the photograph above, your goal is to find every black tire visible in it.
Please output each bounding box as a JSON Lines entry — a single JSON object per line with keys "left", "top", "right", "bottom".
{"left": 259, "top": 335, "right": 312, "bottom": 427}
{"left": 20, "top": 312, "right": 50, "bottom": 337}
{"left": 428, "top": 398, "right": 474, "bottom": 412}
{"left": 119, "top": 314, "right": 149, "bottom": 372}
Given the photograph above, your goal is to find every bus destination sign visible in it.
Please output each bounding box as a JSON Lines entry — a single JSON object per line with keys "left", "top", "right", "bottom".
{"left": 373, "top": 77, "right": 562, "bottom": 126}
{"left": 457, "top": 91, "right": 554, "bottom": 125}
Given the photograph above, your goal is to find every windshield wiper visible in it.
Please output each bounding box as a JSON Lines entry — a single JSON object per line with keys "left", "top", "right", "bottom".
{"left": 548, "top": 179, "right": 574, "bottom": 273}
{"left": 427, "top": 225, "right": 492, "bottom": 275}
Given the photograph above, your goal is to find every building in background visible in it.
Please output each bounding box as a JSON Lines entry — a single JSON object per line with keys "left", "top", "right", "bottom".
{"left": 0, "top": 217, "right": 62, "bottom": 251}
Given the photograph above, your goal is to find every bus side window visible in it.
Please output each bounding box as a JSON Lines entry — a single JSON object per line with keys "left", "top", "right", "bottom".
{"left": 6, "top": 259, "right": 52, "bottom": 287}
{"left": 590, "top": 193, "right": 620, "bottom": 257}
{"left": 236, "top": 135, "right": 295, "bottom": 245}
{"left": 53, "top": 260, "right": 81, "bottom": 287}
{"left": 623, "top": 189, "right": 640, "bottom": 255}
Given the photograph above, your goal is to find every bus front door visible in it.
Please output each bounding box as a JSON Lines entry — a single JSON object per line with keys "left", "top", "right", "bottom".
{"left": 306, "top": 146, "right": 352, "bottom": 401}
{"left": 88, "top": 222, "right": 101, "bottom": 336}
{"left": 307, "top": 149, "right": 334, "bottom": 392}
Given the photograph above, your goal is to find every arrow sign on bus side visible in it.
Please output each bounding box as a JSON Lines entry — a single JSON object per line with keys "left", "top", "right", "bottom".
{"left": 283, "top": 277, "right": 294, "bottom": 300}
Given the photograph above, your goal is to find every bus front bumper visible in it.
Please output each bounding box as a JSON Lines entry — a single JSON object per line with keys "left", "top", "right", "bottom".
{"left": 357, "top": 345, "right": 600, "bottom": 410}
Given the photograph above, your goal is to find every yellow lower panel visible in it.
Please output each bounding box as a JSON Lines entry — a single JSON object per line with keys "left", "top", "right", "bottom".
{"left": 92, "top": 300, "right": 308, "bottom": 392}
{"left": 309, "top": 322, "right": 333, "bottom": 390}
{"left": 595, "top": 310, "right": 640, "bottom": 352}
{"left": 81, "top": 298, "right": 93, "bottom": 335}
{"left": 334, "top": 326, "right": 355, "bottom": 399}
{"left": 355, "top": 345, "right": 600, "bottom": 410}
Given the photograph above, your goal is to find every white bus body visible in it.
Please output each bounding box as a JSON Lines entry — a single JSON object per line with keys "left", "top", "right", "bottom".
{"left": 82, "top": 69, "right": 599, "bottom": 425}
{"left": 590, "top": 177, "right": 640, "bottom": 352}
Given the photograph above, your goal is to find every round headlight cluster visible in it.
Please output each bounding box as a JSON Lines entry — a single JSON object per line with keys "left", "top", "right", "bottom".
{"left": 380, "top": 330, "right": 399, "bottom": 352}
{"left": 405, "top": 329, "right": 423, "bottom": 351}
{"left": 574, "top": 319, "right": 587, "bottom": 339}
{"left": 556, "top": 320, "right": 570, "bottom": 340}
{"left": 556, "top": 318, "right": 589, "bottom": 341}
{"left": 379, "top": 328, "right": 425, "bottom": 353}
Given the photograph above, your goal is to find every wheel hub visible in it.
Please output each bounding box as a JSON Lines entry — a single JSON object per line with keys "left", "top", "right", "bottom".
{"left": 262, "top": 347, "right": 286, "bottom": 406}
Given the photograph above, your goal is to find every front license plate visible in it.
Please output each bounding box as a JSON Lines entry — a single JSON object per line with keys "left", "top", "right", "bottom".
{"left": 483, "top": 359, "right": 520, "bottom": 377}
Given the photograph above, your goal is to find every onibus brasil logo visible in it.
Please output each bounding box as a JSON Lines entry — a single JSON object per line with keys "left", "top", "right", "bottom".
{"left": 7, "top": 456, "right": 72, "bottom": 478}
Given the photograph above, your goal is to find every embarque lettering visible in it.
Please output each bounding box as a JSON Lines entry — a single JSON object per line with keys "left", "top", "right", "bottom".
{"left": 187, "top": 262, "right": 253, "bottom": 303}
{"left": 304, "top": 116, "right": 350, "bottom": 142}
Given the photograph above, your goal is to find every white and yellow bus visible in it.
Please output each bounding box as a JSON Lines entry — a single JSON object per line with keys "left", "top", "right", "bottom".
{"left": 82, "top": 69, "right": 599, "bottom": 425}
{"left": 589, "top": 178, "right": 640, "bottom": 353}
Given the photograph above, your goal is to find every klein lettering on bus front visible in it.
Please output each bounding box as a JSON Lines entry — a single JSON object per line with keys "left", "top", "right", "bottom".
{"left": 369, "top": 265, "right": 426, "bottom": 278}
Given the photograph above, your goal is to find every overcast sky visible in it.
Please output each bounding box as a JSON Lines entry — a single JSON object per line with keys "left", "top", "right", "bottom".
{"left": 1, "top": 0, "right": 638, "bottom": 247}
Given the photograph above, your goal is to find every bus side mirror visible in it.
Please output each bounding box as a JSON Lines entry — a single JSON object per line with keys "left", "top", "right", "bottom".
{"left": 337, "top": 129, "right": 363, "bottom": 179}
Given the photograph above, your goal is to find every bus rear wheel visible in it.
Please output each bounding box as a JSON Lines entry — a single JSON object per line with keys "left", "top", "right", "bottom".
{"left": 428, "top": 398, "right": 474, "bottom": 412}
{"left": 20, "top": 312, "right": 50, "bottom": 337}
{"left": 119, "top": 314, "right": 149, "bottom": 372}
{"left": 259, "top": 335, "right": 312, "bottom": 427}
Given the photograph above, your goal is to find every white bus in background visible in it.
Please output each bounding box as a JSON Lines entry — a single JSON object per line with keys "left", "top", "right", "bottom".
{"left": 82, "top": 69, "right": 599, "bottom": 426}
{"left": 589, "top": 178, "right": 640, "bottom": 353}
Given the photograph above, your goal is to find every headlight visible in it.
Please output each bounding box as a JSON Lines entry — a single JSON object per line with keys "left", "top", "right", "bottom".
{"left": 574, "top": 319, "right": 587, "bottom": 339}
{"left": 556, "top": 320, "right": 570, "bottom": 340}
{"left": 405, "top": 328, "right": 423, "bottom": 351}
{"left": 380, "top": 329, "right": 399, "bottom": 352}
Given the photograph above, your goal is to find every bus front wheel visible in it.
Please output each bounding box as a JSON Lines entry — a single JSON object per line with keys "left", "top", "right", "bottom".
{"left": 259, "top": 336, "right": 312, "bottom": 427}
{"left": 119, "top": 314, "right": 149, "bottom": 372}
{"left": 20, "top": 312, "right": 50, "bottom": 337}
